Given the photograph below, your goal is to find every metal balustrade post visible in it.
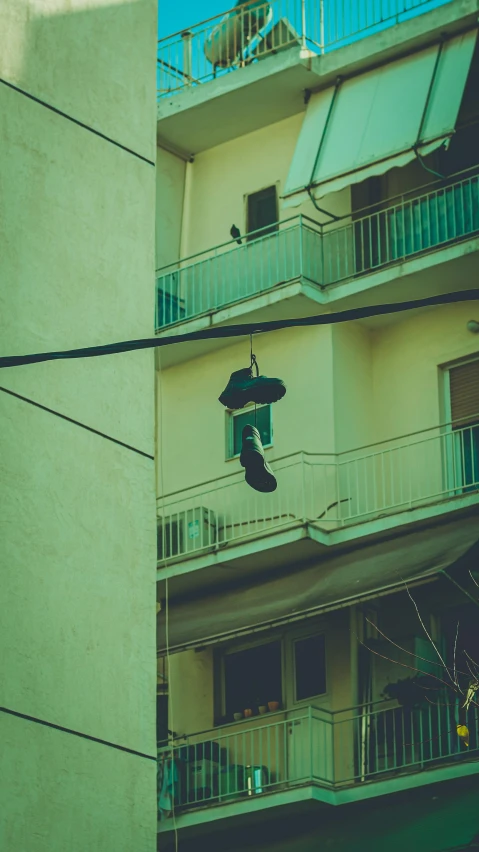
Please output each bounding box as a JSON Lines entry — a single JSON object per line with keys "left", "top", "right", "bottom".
{"left": 301, "top": 453, "right": 307, "bottom": 523}
{"left": 181, "top": 31, "right": 193, "bottom": 85}
{"left": 298, "top": 216, "right": 304, "bottom": 284}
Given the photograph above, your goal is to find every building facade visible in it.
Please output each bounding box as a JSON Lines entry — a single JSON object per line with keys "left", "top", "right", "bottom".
{"left": 0, "top": 1, "right": 157, "bottom": 850}
{"left": 156, "top": 0, "right": 479, "bottom": 849}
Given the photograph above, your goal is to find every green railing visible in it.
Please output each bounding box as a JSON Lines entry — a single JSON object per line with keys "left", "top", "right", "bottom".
{"left": 158, "top": 698, "right": 479, "bottom": 818}
{"left": 156, "top": 171, "right": 479, "bottom": 329}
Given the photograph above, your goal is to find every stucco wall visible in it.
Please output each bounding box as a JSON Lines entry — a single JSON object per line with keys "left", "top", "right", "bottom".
{"left": 156, "top": 325, "right": 335, "bottom": 495}
{"left": 0, "top": 1, "right": 157, "bottom": 850}
{"left": 178, "top": 113, "right": 350, "bottom": 262}
{"left": 156, "top": 146, "right": 185, "bottom": 270}
{"left": 371, "top": 303, "right": 479, "bottom": 442}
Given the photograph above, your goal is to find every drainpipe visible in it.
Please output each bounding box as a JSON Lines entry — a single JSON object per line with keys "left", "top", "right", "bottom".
{"left": 180, "top": 159, "right": 194, "bottom": 261}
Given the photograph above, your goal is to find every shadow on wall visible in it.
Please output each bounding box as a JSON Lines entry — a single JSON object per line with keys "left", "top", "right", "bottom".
{"left": 1, "top": 0, "right": 154, "bottom": 157}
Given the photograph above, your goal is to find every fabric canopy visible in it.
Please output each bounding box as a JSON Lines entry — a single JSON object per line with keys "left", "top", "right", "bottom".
{"left": 283, "top": 30, "right": 477, "bottom": 206}
{"left": 158, "top": 516, "right": 479, "bottom": 655}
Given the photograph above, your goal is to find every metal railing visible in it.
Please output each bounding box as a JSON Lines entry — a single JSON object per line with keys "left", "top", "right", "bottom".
{"left": 155, "top": 171, "right": 479, "bottom": 329}
{"left": 157, "top": 0, "right": 451, "bottom": 97}
{"left": 157, "top": 419, "right": 479, "bottom": 564}
{"left": 158, "top": 697, "right": 479, "bottom": 817}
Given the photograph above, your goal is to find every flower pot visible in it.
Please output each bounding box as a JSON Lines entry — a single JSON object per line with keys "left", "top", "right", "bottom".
{"left": 268, "top": 701, "right": 280, "bottom": 712}
{"left": 233, "top": 712, "right": 243, "bottom": 722}
{"left": 258, "top": 705, "right": 267, "bottom": 715}
{"left": 244, "top": 708, "right": 253, "bottom": 718}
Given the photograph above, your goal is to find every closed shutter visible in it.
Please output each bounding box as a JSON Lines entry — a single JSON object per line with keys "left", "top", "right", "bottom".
{"left": 449, "top": 359, "right": 479, "bottom": 427}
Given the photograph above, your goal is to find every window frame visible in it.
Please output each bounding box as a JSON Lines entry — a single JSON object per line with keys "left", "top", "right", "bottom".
{"left": 287, "top": 627, "right": 328, "bottom": 708}
{"left": 225, "top": 402, "right": 273, "bottom": 461}
{"left": 441, "top": 354, "right": 479, "bottom": 494}
{"left": 217, "top": 634, "right": 285, "bottom": 720}
{"left": 244, "top": 183, "right": 280, "bottom": 242}
{"left": 214, "top": 621, "right": 330, "bottom": 724}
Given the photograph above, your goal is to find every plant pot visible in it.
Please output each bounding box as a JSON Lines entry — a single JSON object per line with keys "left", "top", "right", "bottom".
{"left": 268, "top": 701, "right": 280, "bottom": 712}
{"left": 258, "top": 705, "right": 267, "bottom": 715}
{"left": 233, "top": 712, "right": 243, "bottom": 722}
{"left": 244, "top": 708, "right": 253, "bottom": 718}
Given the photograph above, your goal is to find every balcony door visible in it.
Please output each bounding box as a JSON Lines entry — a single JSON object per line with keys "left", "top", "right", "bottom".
{"left": 444, "top": 358, "right": 479, "bottom": 494}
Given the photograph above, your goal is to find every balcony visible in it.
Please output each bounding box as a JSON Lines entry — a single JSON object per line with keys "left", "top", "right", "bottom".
{"left": 157, "top": 419, "right": 479, "bottom": 568}
{"left": 157, "top": 0, "right": 451, "bottom": 98}
{"left": 155, "top": 171, "right": 479, "bottom": 332}
{"left": 158, "top": 698, "right": 479, "bottom": 831}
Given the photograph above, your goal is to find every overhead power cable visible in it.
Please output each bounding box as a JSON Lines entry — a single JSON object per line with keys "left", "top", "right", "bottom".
{"left": 1, "top": 289, "right": 478, "bottom": 369}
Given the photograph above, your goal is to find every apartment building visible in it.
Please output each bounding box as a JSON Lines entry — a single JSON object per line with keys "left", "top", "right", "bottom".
{"left": 155, "top": 0, "right": 479, "bottom": 849}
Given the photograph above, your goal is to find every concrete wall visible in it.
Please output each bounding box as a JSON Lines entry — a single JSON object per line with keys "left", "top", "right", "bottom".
{"left": 156, "top": 325, "right": 335, "bottom": 495}
{"left": 0, "top": 2, "right": 157, "bottom": 850}
{"left": 174, "top": 113, "right": 350, "bottom": 263}
{"left": 156, "top": 304, "right": 479, "bottom": 500}
{"left": 156, "top": 146, "right": 185, "bottom": 270}
{"left": 371, "top": 303, "right": 479, "bottom": 442}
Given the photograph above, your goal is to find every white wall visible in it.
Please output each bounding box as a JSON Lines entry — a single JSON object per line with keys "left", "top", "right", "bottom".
{"left": 181, "top": 113, "right": 351, "bottom": 260}
{"left": 156, "top": 146, "right": 186, "bottom": 270}
{"left": 156, "top": 325, "right": 335, "bottom": 495}
{"left": 371, "top": 303, "right": 479, "bottom": 442}
{"left": 0, "top": 2, "right": 157, "bottom": 849}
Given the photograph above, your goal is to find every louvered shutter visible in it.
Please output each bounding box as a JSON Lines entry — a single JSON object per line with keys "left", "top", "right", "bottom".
{"left": 449, "top": 359, "right": 479, "bottom": 427}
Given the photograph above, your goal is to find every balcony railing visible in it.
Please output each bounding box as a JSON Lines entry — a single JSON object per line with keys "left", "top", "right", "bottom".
{"left": 158, "top": 697, "right": 479, "bottom": 818}
{"left": 157, "top": 0, "right": 451, "bottom": 98}
{"left": 157, "top": 419, "right": 479, "bottom": 564}
{"left": 155, "top": 171, "right": 479, "bottom": 330}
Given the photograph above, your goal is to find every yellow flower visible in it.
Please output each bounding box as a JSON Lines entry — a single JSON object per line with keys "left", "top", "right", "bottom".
{"left": 457, "top": 724, "right": 469, "bottom": 747}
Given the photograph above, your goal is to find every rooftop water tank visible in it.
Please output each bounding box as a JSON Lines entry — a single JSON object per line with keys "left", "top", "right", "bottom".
{"left": 204, "top": 0, "right": 273, "bottom": 68}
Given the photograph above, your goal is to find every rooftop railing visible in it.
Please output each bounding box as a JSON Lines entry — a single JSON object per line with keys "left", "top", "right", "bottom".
{"left": 157, "top": 418, "right": 479, "bottom": 564}
{"left": 157, "top": 0, "right": 451, "bottom": 98}
{"left": 158, "top": 696, "right": 478, "bottom": 818}
{"left": 156, "top": 170, "right": 479, "bottom": 330}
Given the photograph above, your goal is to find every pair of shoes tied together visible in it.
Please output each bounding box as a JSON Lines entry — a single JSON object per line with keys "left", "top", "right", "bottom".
{"left": 219, "top": 361, "right": 286, "bottom": 493}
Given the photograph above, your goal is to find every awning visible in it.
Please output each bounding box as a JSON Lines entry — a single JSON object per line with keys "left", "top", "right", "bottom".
{"left": 158, "top": 516, "right": 479, "bottom": 655}
{"left": 283, "top": 30, "right": 477, "bottom": 206}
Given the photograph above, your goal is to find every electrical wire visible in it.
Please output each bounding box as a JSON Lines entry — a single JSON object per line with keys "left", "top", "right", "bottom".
{"left": 1, "top": 290, "right": 478, "bottom": 369}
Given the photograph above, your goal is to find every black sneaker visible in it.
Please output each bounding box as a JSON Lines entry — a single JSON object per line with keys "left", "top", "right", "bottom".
{"left": 240, "top": 424, "right": 277, "bottom": 493}
{"left": 218, "top": 366, "right": 286, "bottom": 410}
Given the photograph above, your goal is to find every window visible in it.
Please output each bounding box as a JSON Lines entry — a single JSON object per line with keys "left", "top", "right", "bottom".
{"left": 246, "top": 186, "right": 278, "bottom": 241}
{"left": 227, "top": 404, "right": 272, "bottom": 459}
{"left": 223, "top": 642, "right": 282, "bottom": 718}
{"left": 293, "top": 634, "right": 326, "bottom": 701}
{"left": 447, "top": 358, "right": 479, "bottom": 492}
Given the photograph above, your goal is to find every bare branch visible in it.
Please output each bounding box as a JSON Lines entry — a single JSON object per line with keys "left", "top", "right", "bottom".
{"left": 403, "top": 581, "right": 455, "bottom": 687}
{"left": 356, "top": 635, "right": 455, "bottom": 691}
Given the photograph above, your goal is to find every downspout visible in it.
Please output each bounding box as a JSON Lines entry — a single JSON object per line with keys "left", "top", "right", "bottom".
{"left": 413, "top": 37, "right": 447, "bottom": 180}
{"left": 179, "top": 159, "right": 194, "bottom": 261}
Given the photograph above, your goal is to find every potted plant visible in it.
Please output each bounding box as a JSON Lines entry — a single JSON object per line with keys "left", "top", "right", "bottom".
{"left": 268, "top": 700, "right": 280, "bottom": 712}
{"left": 233, "top": 711, "right": 243, "bottom": 722}
{"left": 256, "top": 696, "right": 268, "bottom": 715}
{"left": 244, "top": 707, "right": 253, "bottom": 718}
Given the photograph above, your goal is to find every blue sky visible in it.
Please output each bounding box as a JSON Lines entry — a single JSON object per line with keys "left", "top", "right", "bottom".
{"left": 158, "top": 0, "right": 228, "bottom": 39}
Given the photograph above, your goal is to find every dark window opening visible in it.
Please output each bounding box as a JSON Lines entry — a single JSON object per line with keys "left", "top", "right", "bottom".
{"left": 224, "top": 642, "right": 282, "bottom": 718}
{"left": 157, "top": 694, "right": 169, "bottom": 746}
{"left": 294, "top": 634, "right": 326, "bottom": 701}
{"left": 247, "top": 186, "right": 278, "bottom": 241}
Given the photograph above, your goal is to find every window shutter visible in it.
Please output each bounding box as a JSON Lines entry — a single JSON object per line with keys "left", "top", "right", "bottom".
{"left": 449, "top": 359, "right": 479, "bottom": 427}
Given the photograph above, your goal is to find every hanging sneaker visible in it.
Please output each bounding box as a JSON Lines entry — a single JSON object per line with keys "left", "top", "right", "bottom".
{"left": 240, "top": 424, "right": 277, "bottom": 493}
{"left": 218, "top": 366, "right": 286, "bottom": 410}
